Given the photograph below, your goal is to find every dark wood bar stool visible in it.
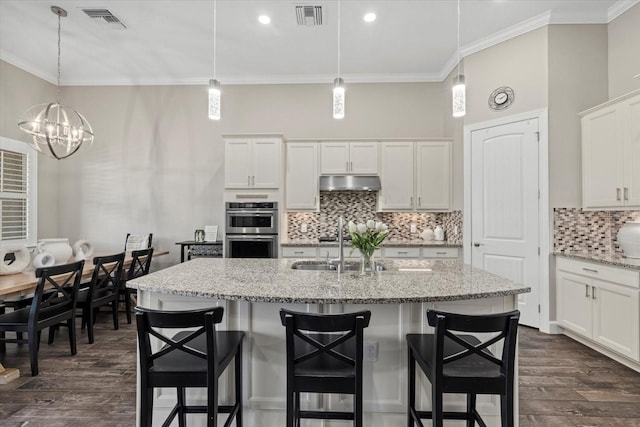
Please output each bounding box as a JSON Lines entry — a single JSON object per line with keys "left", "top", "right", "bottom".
{"left": 406, "top": 309, "right": 520, "bottom": 427}
{"left": 135, "top": 306, "right": 244, "bottom": 427}
{"left": 279, "top": 308, "right": 371, "bottom": 427}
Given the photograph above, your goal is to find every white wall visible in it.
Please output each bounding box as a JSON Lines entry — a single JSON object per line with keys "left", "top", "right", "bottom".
{"left": 56, "top": 82, "right": 449, "bottom": 265}
{"left": 0, "top": 60, "right": 60, "bottom": 238}
{"left": 608, "top": 3, "right": 640, "bottom": 99}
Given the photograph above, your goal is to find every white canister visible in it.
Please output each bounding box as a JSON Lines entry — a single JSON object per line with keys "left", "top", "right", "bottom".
{"left": 421, "top": 228, "right": 435, "bottom": 241}
{"left": 434, "top": 225, "right": 445, "bottom": 241}
{"left": 37, "top": 238, "right": 73, "bottom": 265}
{"left": 617, "top": 221, "right": 640, "bottom": 259}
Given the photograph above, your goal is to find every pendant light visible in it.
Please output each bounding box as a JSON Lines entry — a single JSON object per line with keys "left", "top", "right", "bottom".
{"left": 208, "top": 0, "right": 221, "bottom": 120}
{"left": 452, "top": 0, "right": 466, "bottom": 118}
{"left": 333, "top": 0, "right": 345, "bottom": 119}
{"left": 18, "top": 6, "right": 94, "bottom": 160}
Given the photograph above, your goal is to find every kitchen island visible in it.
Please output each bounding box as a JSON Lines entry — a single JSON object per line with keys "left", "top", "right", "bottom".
{"left": 128, "top": 258, "right": 530, "bottom": 427}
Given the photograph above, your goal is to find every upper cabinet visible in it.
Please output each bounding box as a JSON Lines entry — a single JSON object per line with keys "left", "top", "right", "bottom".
{"left": 286, "top": 142, "right": 318, "bottom": 210}
{"left": 416, "top": 141, "right": 452, "bottom": 210}
{"left": 379, "top": 140, "right": 452, "bottom": 211}
{"left": 582, "top": 91, "right": 640, "bottom": 209}
{"left": 320, "top": 142, "right": 378, "bottom": 175}
{"left": 225, "top": 136, "right": 282, "bottom": 189}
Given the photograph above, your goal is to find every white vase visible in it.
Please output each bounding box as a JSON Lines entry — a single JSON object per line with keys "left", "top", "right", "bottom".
{"left": 618, "top": 221, "right": 640, "bottom": 259}
{"left": 421, "top": 228, "right": 435, "bottom": 241}
{"left": 434, "top": 225, "right": 445, "bottom": 241}
{"left": 0, "top": 245, "right": 31, "bottom": 275}
{"left": 37, "top": 238, "right": 73, "bottom": 265}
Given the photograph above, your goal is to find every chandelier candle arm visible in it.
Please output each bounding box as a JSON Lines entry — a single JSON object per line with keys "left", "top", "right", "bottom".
{"left": 17, "top": 5, "right": 94, "bottom": 160}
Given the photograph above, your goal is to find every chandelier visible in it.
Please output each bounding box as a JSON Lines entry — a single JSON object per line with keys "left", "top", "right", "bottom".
{"left": 18, "top": 6, "right": 94, "bottom": 160}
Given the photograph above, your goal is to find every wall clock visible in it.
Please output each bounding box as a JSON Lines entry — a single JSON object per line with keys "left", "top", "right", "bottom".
{"left": 488, "top": 86, "right": 515, "bottom": 111}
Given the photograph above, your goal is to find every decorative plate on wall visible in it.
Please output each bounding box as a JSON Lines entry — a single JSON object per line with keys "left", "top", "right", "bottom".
{"left": 488, "top": 86, "right": 515, "bottom": 111}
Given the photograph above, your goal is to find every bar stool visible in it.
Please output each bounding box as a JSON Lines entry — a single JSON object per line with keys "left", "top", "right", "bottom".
{"left": 135, "top": 306, "right": 244, "bottom": 427}
{"left": 406, "top": 309, "right": 520, "bottom": 427}
{"left": 279, "top": 308, "right": 371, "bottom": 427}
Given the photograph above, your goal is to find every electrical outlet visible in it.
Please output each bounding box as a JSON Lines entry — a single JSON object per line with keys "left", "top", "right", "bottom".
{"left": 301, "top": 223, "right": 308, "bottom": 233}
{"left": 410, "top": 224, "right": 417, "bottom": 234}
{"left": 364, "top": 341, "right": 378, "bottom": 362}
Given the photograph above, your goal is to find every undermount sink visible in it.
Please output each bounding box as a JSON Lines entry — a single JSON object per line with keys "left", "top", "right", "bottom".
{"left": 291, "top": 261, "right": 386, "bottom": 272}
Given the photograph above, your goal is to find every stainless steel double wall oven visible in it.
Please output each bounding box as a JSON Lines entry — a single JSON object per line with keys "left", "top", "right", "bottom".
{"left": 225, "top": 202, "right": 278, "bottom": 258}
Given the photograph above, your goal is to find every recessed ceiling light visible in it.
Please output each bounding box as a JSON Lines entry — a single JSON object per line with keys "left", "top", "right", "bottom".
{"left": 258, "top": 15, "right": 271, "bottom": 25}
{"left": 363, "top": 12, "right": 376, "bottom": 23}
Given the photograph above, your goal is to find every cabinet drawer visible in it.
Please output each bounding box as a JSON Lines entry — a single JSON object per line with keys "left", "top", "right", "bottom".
{"left": 556, "top": 257, "right": 640, "bottom": 289}
{"left": 281, "top": 247, "right": 317, "bottom": 258}
{"left": 423, "top": 247, "right": 459, "bottom": 258}
{"left": 384, "top": 247, "right": 421, "bottom": 258}
{"left": 322, "top": 247, "right": 380, "bottom": 259}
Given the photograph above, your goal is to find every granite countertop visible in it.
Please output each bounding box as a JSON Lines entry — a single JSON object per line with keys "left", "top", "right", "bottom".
{"left": 555, "top": 251, "right": 640, "bottom": 271}
{"left": 128, "top": 258, "right": 529, "bottom": 304}
{"left": 281, "top": 239, "right": 462, "bottom": 248}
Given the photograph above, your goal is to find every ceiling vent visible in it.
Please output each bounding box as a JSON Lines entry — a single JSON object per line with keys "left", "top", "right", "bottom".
{"left": 82, "top": 9, "right": 127, "bottom": 28}
{"left": 295, "top": 5, "right": 323, "bottom": 26}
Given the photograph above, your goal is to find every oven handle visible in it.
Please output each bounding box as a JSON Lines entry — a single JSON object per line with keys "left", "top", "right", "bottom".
{"left": 226, "top": 235, "right": 278, "bottom": 241}
{"left": 227, "top": 210, "right": 277, "bottom": 215}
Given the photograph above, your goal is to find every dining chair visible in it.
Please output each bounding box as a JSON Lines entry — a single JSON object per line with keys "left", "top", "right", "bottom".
{"left": 406, "top": 309, "right": 520, "bottom": 427}
{"left": 77, "top": 252, "right": 125, "bottom": 344}
{"left": 136, "top": 306, "right": 244, "bottom": 427}
{"left": 125, "top": 233, "right": 153, "bottom": 251}
{"left": 119, "top": 247, "right": 154, "bottom": 324}
{"left": 279, "top": 308, "right": 371, "bottom": 427}
{"left": 0, "top": 261, "right": 85, "bottom": 376}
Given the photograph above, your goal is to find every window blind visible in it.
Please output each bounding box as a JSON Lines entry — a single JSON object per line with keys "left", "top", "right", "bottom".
{"left": 0, "top": 149, "right": 28, "bottom": 241}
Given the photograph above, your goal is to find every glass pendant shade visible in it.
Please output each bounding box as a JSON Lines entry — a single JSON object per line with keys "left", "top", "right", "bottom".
{"left": 18, "top": 103, "right": 94, "bottom": 159}
{"left": 208, "top": 79, "right": 221, "bottom": 120}
{"left": 333, "top": 78, "right": 345, "bottom": 120}
{"left": 452, "top": 74, "right": 466, "bottom": 118}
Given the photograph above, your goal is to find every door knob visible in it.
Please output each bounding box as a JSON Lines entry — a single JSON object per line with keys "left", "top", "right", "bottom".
{"left": 473, "top": 242, "right": 484, "bottom": 247}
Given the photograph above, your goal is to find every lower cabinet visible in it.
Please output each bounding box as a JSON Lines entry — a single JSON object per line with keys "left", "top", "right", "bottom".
{"left": 556, "top": 257, "right": 640, "bottom": 362}
{"left": 281, "top": 245, "right": 459, "bottom": 260}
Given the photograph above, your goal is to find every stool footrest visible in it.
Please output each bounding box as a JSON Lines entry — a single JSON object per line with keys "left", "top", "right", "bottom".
{"left": 299, "top": 410, "right": 355, "bottom": 420}
{"left": 412, "top": 409, "right": 487, "bottom": 426}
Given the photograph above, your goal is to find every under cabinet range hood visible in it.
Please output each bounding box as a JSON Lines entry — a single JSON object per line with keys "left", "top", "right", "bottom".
{"left": 319, "top": 175, "right": 381, "bottom": 191}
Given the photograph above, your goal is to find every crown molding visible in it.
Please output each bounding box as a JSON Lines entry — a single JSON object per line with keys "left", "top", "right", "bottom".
{"left": 0, "top": 52, "right": 57, "bottom": 85}
{"left": 608, "top": 0, "right": 640, "bottom": 22}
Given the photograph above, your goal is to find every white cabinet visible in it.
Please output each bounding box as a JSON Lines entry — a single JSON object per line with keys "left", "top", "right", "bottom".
{"left": 286, "top": 143, "right": 318, "bottom": 210}
{"left": 581, "top": 91, "right": 640, "bottom": 208}
{"left": 281, "top": 247, "right": 317, "bottom": 258}
{"left": 380, "top": 142, "right": 415, "bottom": 210}
{"left": 225, "top": 137, "right": 281, "bottom": 189}
{"left": 416, "top": 141, "right": 452, "bottom": 210}
{"left": 320, "top": 142, "right": 378, "bottom": 175}
{"left": 556, "top": 257, "right": 640, "bottom": 361}
{"left": 379, "top": 140, "right": 452, "bottom": 211}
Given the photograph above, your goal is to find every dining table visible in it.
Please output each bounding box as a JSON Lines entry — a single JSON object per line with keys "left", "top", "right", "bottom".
{"left": 0, "top": 250, "right": 169, "bottom": 300}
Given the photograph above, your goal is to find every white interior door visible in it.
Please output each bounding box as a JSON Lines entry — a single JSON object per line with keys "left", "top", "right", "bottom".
{"left": 471, "top": 119, "right": 540, "bottom": 327}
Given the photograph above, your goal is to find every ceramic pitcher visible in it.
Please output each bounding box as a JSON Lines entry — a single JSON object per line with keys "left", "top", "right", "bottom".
{"left": 37, "top": 238, "right": 73, "bottom": 265}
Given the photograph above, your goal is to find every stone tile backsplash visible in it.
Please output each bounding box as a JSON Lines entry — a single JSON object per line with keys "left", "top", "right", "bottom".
{"left": 554, "top": 208, "right": 640, "bottom": 254}
{"left": 286, "top": 191, "right": 462, "bottom": 243}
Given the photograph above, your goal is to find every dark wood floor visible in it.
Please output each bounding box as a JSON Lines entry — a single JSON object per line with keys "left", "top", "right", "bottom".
{"left": 2, "top": 318, "right": 640, "bottom": 426}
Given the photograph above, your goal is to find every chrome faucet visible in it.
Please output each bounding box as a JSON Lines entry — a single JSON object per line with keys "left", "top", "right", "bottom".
{"left": 329, "top": 216, "right": 345, "bottom": 273}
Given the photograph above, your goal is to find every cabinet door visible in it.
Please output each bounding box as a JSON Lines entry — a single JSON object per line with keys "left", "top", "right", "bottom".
{"left": 624, "top": 94, "right": 640, "bottom": 207}
{"left": 286, "top": 143, "right": 318, "bottom": 209}
{"left": 556, "top": 271, "right": 593, "bottom": 338}
{"left": 380, "top": 142, "right": 414, "bottom": 210}
{"left": 225, "top": 139, "right": 252, "bottom": 188}
{"left": 592, "top": 280, "right": 640, "bottom": 361}
{"left": 349, "top": 142, "right": 379, "bottom": 174}
{"left": 416, "top": 141, "right": 451, "bottom": 210}
{"left": 252, "top": 139, "right": 281, "bottom": 188}
{"left": 582, "top": 104, "right": 625, "bottom": 208}
{"left": 320, "top": 143, "right": 349, "bottom": 174}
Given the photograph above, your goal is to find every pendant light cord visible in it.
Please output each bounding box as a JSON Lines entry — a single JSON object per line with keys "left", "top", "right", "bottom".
{"left": 337, "top": 0, "right": 341, "bottom": 77}
{"left": 456, "top": 0, "right": 461, "bottom": 75}
{"left": 57, "top": 12, "right": 61, "bottom": 104}
{"left": 213, "top": 0, "right": 217, "bottom": 78}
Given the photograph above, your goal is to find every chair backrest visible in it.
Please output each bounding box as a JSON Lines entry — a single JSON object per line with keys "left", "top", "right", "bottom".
{"left": 87, "top": 252, "right": 125, "bottom": 302}
{"left": 280, "top": 309, "right": 371, "bottom": 373}
{"left": 125, "top": 233, "right": 153, "bottom": 251}
{"left": 30, "top": 260, "right": 85, "bottom": 325}
{"left": 426, "top": 309, "right": 520, "bottom": 379}
{"left": 135, "top": 307, "right": 224, "bottom": 374}
{"left": 126, "top": 247, "right": 154, "bottom": 281}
